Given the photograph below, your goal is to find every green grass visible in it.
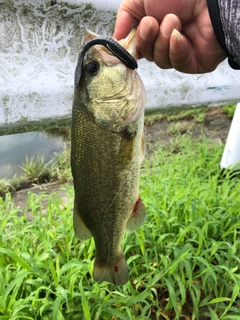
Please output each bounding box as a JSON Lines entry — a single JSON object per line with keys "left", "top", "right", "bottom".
{"left": 0, "top": 136, "right": 240, "bottom": 319}
{"left": 144, "top": 107, "right": 208, "bottom": 126}
{"left": 222, "top": 104, "right": 237, "bottom": 119}
{"left": 0, "top": 104, "right": 233, "bottom": 198}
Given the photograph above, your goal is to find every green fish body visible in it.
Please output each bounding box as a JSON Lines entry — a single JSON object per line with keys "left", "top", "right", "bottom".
{"left": 71, "top": 29, "right": 146, "bottom": 285}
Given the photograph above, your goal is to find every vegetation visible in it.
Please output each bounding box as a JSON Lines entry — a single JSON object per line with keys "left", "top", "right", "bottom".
{"left": 0, "top": 105, "right": 236, "bottom": 198}
{"left": 0, "top": 144, "right": 72, "bottom": 199}
{"left": 0, "top": 135, "right": 239, "bottom": 319}
{"left": 145, "top": 104, "right": 237, "bottom": 127}
{"left": 222, "top": 104, "right": 237, "bottom": 119}
{"left": 144, "top": 106, "right": 209, "bottom": 126}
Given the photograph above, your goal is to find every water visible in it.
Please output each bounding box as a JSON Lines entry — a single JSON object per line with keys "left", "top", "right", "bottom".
{"left": 0, "top": 130, "right": 67, "bottom": 179}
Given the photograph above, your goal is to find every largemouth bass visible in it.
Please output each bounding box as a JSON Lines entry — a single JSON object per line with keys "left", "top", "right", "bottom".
{"left": 71, "top": 29, "right": 146, "bottom": 285}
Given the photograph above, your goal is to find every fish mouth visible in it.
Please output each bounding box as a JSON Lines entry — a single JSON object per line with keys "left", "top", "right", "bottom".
{"left": 85, "top": 29, "right": 138, "bottom": 60}
{"left": 117, "top": 29, "right": 138, "bottom": 60}
{"left": 74, "top": 29, "right": 138, "bottom": 88}
{"left": 75, "top": 29, "right": 145, "bottom": 132}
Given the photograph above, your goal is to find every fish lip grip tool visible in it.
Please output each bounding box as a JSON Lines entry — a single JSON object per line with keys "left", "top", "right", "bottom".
{"left": 74, "top": 37, "right": 138, "bottom": 88}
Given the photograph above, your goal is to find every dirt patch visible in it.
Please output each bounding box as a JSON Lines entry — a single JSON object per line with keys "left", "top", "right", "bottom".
{"left": 144, "top": 107, "right": 231, "bottom": 157}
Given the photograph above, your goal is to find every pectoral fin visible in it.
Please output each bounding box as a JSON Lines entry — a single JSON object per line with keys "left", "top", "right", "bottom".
{"left": 73, "top": 199, "right": 92, "bottom": 240}
{"left": 126, "top": 196, "right": 146, "bottom": 232}
{"left": 118, "top": 136, "right": 135, "bottom": 166}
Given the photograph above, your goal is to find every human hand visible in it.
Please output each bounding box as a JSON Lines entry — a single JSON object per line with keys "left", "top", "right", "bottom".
{"left": 113, "top": 0, "right": 227, "bottom": 73}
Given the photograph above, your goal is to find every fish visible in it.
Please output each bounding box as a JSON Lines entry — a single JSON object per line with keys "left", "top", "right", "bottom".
{"left": 71, "top": 29, "right": 146, "bottom": 285}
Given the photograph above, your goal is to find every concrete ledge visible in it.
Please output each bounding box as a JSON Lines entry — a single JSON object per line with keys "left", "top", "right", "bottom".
{"left": 1, "top": 0, "right": 240, "bottom": 135}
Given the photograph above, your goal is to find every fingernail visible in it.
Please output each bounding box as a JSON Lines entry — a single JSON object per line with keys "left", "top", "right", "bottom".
{"left": 139, "top": 17, "right": 153, "bottom": 40}
{"left": 170, "top": 29, "right": 181, "bottom": 52}
{"left": 161, "top": 15, "right": 178, "bottom": 37}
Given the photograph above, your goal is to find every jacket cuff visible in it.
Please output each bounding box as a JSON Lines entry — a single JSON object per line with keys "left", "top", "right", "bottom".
{"left": 206, "top": 0, "right": 240, "bottom": 69}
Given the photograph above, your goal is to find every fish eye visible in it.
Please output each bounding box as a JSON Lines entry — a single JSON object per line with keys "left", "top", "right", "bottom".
{"left": 85, "top": 61, "right": 99, "bottom": 75}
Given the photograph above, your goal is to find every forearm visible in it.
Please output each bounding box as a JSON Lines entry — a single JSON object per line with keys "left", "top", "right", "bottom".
{"left": 207, "top": 0, "right": 240, "bottom": 69}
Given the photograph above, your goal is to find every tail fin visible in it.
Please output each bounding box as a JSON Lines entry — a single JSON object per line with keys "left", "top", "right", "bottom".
{"left": 93, "top": 253, "right": 129, "bottom": 285}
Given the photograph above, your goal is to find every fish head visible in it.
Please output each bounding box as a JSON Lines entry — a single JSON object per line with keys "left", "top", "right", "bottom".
{"left": 74, "top": 29, "right": 146, "bottom": 133}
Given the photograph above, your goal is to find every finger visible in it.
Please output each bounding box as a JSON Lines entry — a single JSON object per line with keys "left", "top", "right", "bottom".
{"left": 135, "top": 16, "right": 159, "bottom": 61}
{"left": 114, "top": 1, "right": 145, "bottom": 40}
{"left": 153, "top": 14, "right": 182, "bottom": 69}
{"left": 114, "top": 11, "right": 139, "bottom": 40}
{"left": 169, "top": 29, "right": 199, "bottom": 73}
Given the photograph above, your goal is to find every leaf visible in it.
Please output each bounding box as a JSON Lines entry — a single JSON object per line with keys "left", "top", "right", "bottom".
{"left": 207, "top": 297, "right": 232, "bottom": 304}
{"left": 0, "top": 248, "right": 29, "bottom": 269}
{"left": 164, "top": 278, "right": 180, "bottom": 316}
{"left": 169, "top": 244, "right": 192, "bottom": 275}
{"left": 52, "top": 295, "right": 65, "bottom": 320}
{"left": 0, "top": 272, "right": 30, "bottom": 310}
{"left": 79, "top": 279, "right": 91, "bottom": 320}
{"left": 125, "top": 291, "right": 149, "bottom": 306}
{"left": 208, "top": 306, "right": 220, "bottom": 320}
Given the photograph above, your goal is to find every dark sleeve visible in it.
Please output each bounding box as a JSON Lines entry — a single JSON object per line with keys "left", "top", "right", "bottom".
{"left": 207, "top": 0, "right": 240, "bottom": 69}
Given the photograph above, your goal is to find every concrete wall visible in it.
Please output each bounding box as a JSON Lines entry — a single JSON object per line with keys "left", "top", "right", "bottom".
{"left": 1, "top": 0, "right": 240, "bottom": 135}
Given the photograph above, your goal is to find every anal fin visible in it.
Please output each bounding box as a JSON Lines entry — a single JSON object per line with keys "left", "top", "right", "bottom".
{"left": 73, "top": 199, "right": 92, "bottom": 240}
{"left": 126, "top": 196, "right": 146, "bottom": 232}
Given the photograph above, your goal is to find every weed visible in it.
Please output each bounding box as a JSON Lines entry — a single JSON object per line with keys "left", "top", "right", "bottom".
{"left": 167, "top": 122, "right": 194, "bottom": 136}
{"left": 222, "top": 104, "right": 237, "bottom": 118}
{"left": 144, "top": 107, "right": 208, "bottom": 126}
{"left": 20, "top": 156, "right": 53, "bottom": 182}
{"left": 0, "top": 143, "right": 72, "bottom": 198}
{"left": 54, "top": 143, "right": 72, "bottom": 182}
{"left": 167, "top": 108, "right": 207, "bottom": 122}
{"left": 0, "top": 179, "right": 15, "bottom": 199}
{"left": 194, "top": 112, "right": 206, "bottom": 123}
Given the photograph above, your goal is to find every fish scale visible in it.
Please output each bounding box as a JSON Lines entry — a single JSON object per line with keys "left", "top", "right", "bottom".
{"left": 72, "top": 108, "right": 141, "bottom": 228}
{"left": 71, "top": 29, "right": 146, "bottom": 285}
